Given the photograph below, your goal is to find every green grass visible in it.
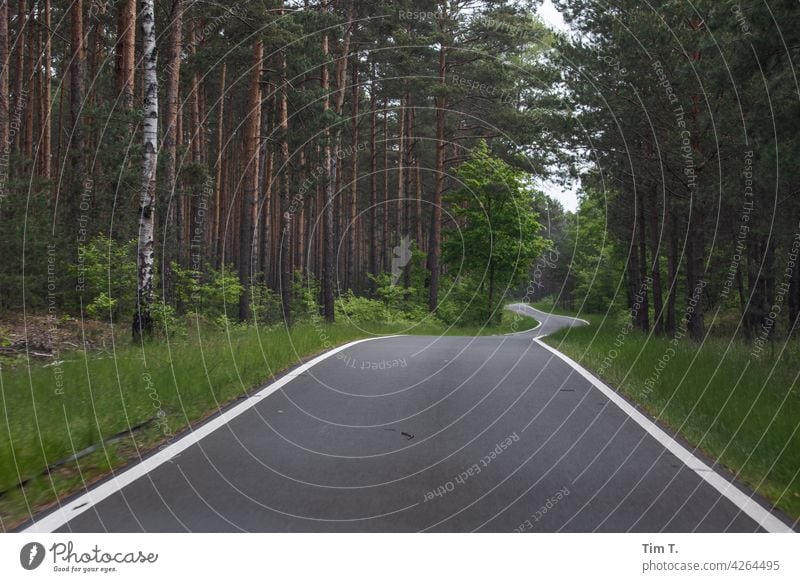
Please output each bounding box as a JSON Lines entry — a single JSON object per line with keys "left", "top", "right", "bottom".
{"left": 0, "top": 308, "right": 536, "bottom": 529}
{"left": 537, "top": 305, "right": 800, "bottom": 519}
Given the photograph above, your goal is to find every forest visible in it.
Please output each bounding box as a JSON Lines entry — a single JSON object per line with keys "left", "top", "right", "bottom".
{"left": 0, "top": 0, "right": 558, "bottom": 338}
{"left": 1, "top": 0, "right": 799, "bottom": 529}
{"left": 0, "top": 0, "right": 797, "bottom": 348}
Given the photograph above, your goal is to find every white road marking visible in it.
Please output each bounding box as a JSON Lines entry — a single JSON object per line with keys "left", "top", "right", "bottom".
{"left": 510, "top": 303, "right": 591, "bottom": 326}
{"left": 534, "top": 337, "right": 793, "bottom": 533}
{"left": 22, "top": 335, "right": 403, "bottom": 533}
{"left": 503, "top": 307, "right": 543, "bottom": 335}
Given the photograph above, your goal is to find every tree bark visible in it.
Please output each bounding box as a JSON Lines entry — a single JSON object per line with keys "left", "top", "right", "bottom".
{"left": 163, "top": 0, "right": 183, "bottom": 303}
{"left": 279, "top": 49, "right": 292, "bottom": 325}
{"left": 40, "top": 0, "right": 51, "bottom": 180}
{"left": 133, "top": 0, "right": 158, "bottom": 340}
{"left": 368, "top": 66, "right": 377, "bottom": 294}
{"left": 0, "top": 0, "right": 8, "bottom": 172}
{"left": 347, "top": 56, "right": 359, "bottom": 292}
{"left": 381, "top": 97, "right": 389, "bottom": 273}
{"left": 13, "top": 0, "right": 25, "bottom": 152}
{"left": 69, "top": 0, "right": 85, "bottom": 224}
{"left": 686, "top": 197, "right": 705, "bottom": 341}
{"left": 238, "top": 41, "right": 263, "bottom": 322}
{"left": 213, "top": 62, "right": 226, "bottom": 267}
{"left": 428, "top": 40, "right": 447, "bottom": 312}
{"left": 648, "top": 183, "right": 664, "bottom": 334}
{"left": 188, "top": 24, "right": 203, "bottom": 268}
{"left": 256, "top": 86, "right": 271, "bottom": 276}
{"left": 116, "top": 0, "right": 136, "bottom": 110}
{"left": 636, "top": 183, "right": 649, "bottom": 332}
{"left": 396, "top": 93, "right": 405, "bottom": 247}
{"left": 322, "top": 2, "right": 353, "bottom": 319}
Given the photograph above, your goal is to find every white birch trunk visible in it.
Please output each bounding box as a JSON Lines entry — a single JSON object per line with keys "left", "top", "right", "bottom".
{"left": 133, "top": 0, "right": 158, "bottom": 339}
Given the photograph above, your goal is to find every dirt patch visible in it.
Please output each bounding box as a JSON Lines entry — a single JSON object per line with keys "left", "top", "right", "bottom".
{"left": 0, "top": 314, "right": 115, "bottom": 361}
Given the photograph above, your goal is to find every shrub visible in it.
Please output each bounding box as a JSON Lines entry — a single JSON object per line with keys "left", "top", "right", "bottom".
{"left": 71, "top": 235, "right": 137, "bottom": 320}
{"left": 335, "top": 291, "right": 389, "bottom": 323}
{"left": 172, "top": 263, "right": 243, "bottom": 319}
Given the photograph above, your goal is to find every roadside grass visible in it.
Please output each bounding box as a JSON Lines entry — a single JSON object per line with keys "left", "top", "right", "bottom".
{"left": 537, "top": 304, "right": 800, "bottom": 520}
{"left": 0, "top": 308, "right": 536, "bottom": 529}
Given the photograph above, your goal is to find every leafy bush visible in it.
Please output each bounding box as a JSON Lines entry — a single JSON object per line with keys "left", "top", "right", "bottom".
{"left": 172, "top": 263, "right": 243, "bottom": 319}
{"left": 250, "top": 283, "right": 283, "bottom": 325}
{"left": 434, "top": 274, "right": 492, "bottom": 327}
{"left": 151, "top": 301, "right": 183, "bottom": 338}
{"left": 335, "top": 291, "right": 390, "bottom": 323}
{"left": 71, "top": 235, "right": 137, "bottom": 320}
{"left": 291, "top": 269, "right": 321, "bottom": 322}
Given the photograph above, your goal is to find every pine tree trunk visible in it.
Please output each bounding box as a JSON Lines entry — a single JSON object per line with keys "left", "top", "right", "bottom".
{"left": 686, "top": 198, "right": 705, "bottom": 341}
{"left": 648, "top": 184, "right": 664, "bottom": 334}
{"left": 321, "top": 19, "right": 334, "bottom": 321}
{"left": 23, "top": 1, "right": 32, "bottom": 160}
{"left": 382, "top": 97, "right": 389, "bottom": 273}
{"left": 69, "top": 0, "right": 85, "bottom": 222}
{"left": 133, "top": 0, "right": 158, "bottom": 340}
{"left": 415, "top": 151, "right": 423, "bottom": 251}
{"left": 428, "top": 41, "right": 446, "bottom": 312}
{"left": 256, "top": 90, "right": 270, "bottom": 276}
{"left": 347, "top": 56, "right": 359, "bottom": 292}
{"left": 239, "top": 41, "right": 263, "bottom": 322}
{"left": 368, "top": 68, "right": 377, "bottom": 294}
{"left": 396, "top": 93, "right": 405, "bottom": 246}
{"left": 665, "top": 200, "right": 678, "bottom": 335}
{"left": 213, "top": 62, "right": 227, "bottom": 267}
{"left": 13, "top": 0, "right": 25, "bottom": 153}
{"left": 0, "top": 0, "right": 9, "bottom": 173}
{"left": 163, "top": 0, "right": 183, "bottom": 303}
{"left": 636, "top": 184, "right": 649, "bottom": 332}
{"left": 322, "top": 2, "right": 353, "bottom": 319}
{"left": 279, "top": 49, "right": 293, "bottom": 324}
{"left": 116, "top": 0, "right": 136, "bottom": 109}
{"left": 40, "top": 0, "right": 52, "bottom": 181}
{"left": 188, "top": 24, "right": 203, "bottom": 268}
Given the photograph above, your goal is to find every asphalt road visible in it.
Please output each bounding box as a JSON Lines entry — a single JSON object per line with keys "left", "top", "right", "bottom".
{"left": 24, "top": 304, "right": 795, "bottom": 532}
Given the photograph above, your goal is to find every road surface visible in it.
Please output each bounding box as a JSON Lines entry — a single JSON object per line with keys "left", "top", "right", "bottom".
{"left": 22, "top": 304, "right": 795, "bottom": 532}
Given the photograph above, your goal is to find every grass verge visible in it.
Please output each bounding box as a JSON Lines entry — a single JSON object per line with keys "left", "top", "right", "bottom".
{"left": 535, "top": 303, "right": 800, "bottom": 520}
{"left": 0, "top": 308, "right": 536, "bottom": 530}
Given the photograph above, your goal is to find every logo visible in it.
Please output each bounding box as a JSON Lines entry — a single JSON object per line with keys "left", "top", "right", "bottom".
{"left": 391, "top": 235, "right": 413, "bottom": 285}
{"left": 20, "top": 542, "right": 46, "bottom": 570}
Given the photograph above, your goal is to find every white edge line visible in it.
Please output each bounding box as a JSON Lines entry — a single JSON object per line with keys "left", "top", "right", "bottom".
{"left": 533, "top": 338, "right": 793, "bottom": 533}
{"left": 507, "top": 303, "right": 590, "bottom": 327}
{"left": 22, "top": 335, "right": 405, "bottom": 533}
{"left": 503, "top": 306, "right": 543, "bottom": 335}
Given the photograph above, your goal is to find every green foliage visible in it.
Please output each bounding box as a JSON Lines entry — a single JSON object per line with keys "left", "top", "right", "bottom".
{"left": 565, "top": 191, "right": 625, "bottom": 313}
{"left": 291, "top": 270, "right": 321, "bottom": 322}
{"left": 335, "top": 292, "right": 390, "bottom": 323}
{"left": 85, "top": 292, "right": 118, "bottom": 320}
{"left": 71, "top": 235, "right": 138, "bottom": 320}
{"left": 435, "top": 274, "right": 494, "bottom": 327}
{"left": 150, "top": 301, "right": 183, "bottom": 339}
{"left": 249, "top": 283, "right": 283, "bottom": 326}
{"left": 442, "top": 141, "right": 546, "bottom": 324}
{"left": 172, "top": 263, "right": 244, "bottom": 320}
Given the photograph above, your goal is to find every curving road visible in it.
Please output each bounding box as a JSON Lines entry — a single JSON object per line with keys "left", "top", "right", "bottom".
{"left": 22, "top": 304, "right": 795, "bottom": 532}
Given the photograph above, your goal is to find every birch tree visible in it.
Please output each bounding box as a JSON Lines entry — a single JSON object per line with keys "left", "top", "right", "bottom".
{"left": 133, "top": 0, "right": 158, "bottom": 340}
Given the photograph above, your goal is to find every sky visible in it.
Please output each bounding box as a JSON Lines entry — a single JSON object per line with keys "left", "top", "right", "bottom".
{"left": 532, "top": 0, "right": 581, "bottom": 212}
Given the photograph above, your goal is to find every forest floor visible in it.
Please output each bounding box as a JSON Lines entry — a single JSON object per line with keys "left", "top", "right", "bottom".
{"left": 531, "top": 300, "right": 800, "bottom": 521}
{"left": 0, "top": 308, "right": 537, "bottom": 531}
{"left": 0, "top": 314, "right": 115, "bottom": 364}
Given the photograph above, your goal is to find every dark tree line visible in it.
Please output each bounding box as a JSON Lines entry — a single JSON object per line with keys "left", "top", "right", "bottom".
{"left": 0, "top": 0, "right": 562, "bottom": 337}
{"left": 545, "top": 0, "right": 800, "bottom": 345}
